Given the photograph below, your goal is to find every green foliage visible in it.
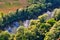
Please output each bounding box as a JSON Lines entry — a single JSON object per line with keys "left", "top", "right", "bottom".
{"left": 46, "top": 18, "right": 56, "bottom": 26}
{"left": 0, "top": 31, "right": 10, "bottom": 40}
{"left": 30, "top": 19, "right": 40, "bottom": 26}
{"left": 17, "top": 26, "right": 24, "bottom": 33}
{"left": 44, "top": 20, "right": 60, "bottom": 40}
{"left": 53, "top": 9, "right": 60, "bottom": 21}
{"left": 38, "top": 14, "right": 48, "bottom": 23}
{"left": 15, "top": 25, "right": 37, "bottom": 40}
{"left": 0, "top": 0, "right": 60, "bottom": 40}
{"left": 15, "top": 26, "right": 27, "bottom": 40}
{"left": 9, "top": 34, "right": 15, "bottom": 40}
{"left": 0, "top": 14, "right": 3, "bottom": 26}
{"left": 25, "top": 25, "right": 37, "bottom": 40}
{"left": 46, "top": 0, "right": 60, "bottom": 7}
{"left": 0, "top": 12, "right": 60, "bottom": 40}
{"left": 0, "top": 3, "right": 47, "bottom": 29}
{"left": 15, "top": 14, "right": 52, "bottom": 40}
{"left": 38, "top": 23, "right": 51, "bottom": 35}
{"left": 28, "top": 0, "right": 60, "bottom": 10}
{"left": 26, "top": 3, "right": 46, "bottom": 19}
{"left": 28, "top": 0, "right": 46, "bottom": 4}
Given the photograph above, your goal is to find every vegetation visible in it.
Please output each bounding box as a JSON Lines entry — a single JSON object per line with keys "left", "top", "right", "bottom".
{"left": 44, "top": 21, "right": 60, "bottom": 40}
{"left": 0, "top": 0, "right": 60, "bottom": 40}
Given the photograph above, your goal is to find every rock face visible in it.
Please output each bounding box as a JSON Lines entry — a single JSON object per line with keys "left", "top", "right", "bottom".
{"left": 23, "top": 20, "right": 30, "bottom": 28}
{"left": 46, "top": 11, "right": 53, "bottom": 19}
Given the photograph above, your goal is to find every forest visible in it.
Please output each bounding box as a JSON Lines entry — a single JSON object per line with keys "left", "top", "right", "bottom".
{"left": 0, "top": 0, "right": 60, "bottom": 40}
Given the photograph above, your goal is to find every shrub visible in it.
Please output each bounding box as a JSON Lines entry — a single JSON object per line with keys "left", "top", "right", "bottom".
{"left": 0, "top": 31, "right": 10, "bottom": 40}
{"left": 44, "top": 20, "right": 60, "bottom": 40}
{"left": 38, "top": 23, "right": 51, "bottom": 35}
{"left": 46, "top": 18, "right": 56, "bottom": 26}
{"left": 38, "top": 14, "right": 48, "bottom": 23}
{"left": 53, "top": 9, "right": 60, "bottom": 21}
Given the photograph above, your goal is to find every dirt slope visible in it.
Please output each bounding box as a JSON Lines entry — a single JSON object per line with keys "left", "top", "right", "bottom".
{"left": 0, "top": 0, "right": 28, "bottom": 13}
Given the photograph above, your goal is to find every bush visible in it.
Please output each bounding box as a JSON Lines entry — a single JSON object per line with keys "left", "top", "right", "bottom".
{"left": 15, "top": 25, "right": 36, "bottom": 40}
{"left": 38, "top": 23, "right": 51, "bottom": 35}
{"left": 53, "top": 9, "right": 60, "bottom": 21}
{"left": 9, "top": 34, "right": 15, "bottom": 40}
{"left": 44, "top": 20, "right": 60, "bottom": 40}
{"left": 38, "top": 14, "right": 48, "bottom": 23}
{"left": 0, "top": 31, "right": 10, "bottom": 40}
{"left": 46, "top": 18, "right": 56, "bottom": 26}
{"left": 30, "top": 19, "right": 40, "bottom": 26}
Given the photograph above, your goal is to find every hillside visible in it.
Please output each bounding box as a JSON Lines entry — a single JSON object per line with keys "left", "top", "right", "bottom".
{"left": 0, "top": 0, "right": 60, "bottom": 40}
